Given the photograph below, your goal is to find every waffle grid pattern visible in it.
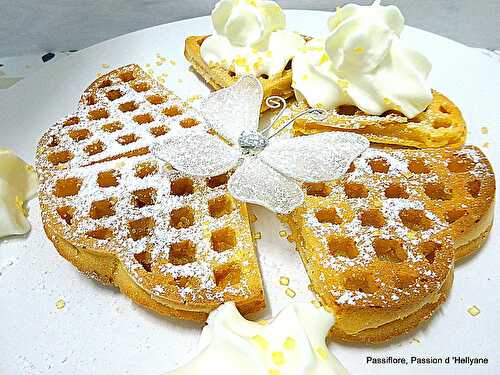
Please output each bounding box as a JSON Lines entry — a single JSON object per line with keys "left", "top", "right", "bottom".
{"left": 36, "top": 65, "right": 262, "bottom": 308}
{"left": 291, "top": 146, "right": 494, "bottom": 308}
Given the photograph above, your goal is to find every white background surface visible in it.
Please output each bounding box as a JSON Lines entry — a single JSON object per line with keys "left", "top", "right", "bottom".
{"left": 1, "top": 10, "right": 500, "bottom": 375}
{"left": 0, "top": 0, "right": 499, "bottom": 57}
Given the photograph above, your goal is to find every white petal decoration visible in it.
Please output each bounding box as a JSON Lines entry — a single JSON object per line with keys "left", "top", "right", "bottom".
{"left": 259, "top": 132, "right": 369, "bottom": 182}
{"left": 200, "top": 76, "right": 262, "bottom": 145}
{"left": 228, "top": 157, "right": 304, "bottom": 214}
{"left": 153, "top": 132, "right": 240, "bottom": 177}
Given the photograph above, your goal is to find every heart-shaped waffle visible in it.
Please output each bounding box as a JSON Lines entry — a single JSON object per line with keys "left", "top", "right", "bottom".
{"left": 36, "top": 65, "right": 265, "bottom": 321}
{"left": 284, "top": 146, "right": 494, "bottom": 342}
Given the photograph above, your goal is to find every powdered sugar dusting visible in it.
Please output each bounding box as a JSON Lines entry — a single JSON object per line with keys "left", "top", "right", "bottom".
{"left": 36, "top": 65, "right": 261, "bottom": 308}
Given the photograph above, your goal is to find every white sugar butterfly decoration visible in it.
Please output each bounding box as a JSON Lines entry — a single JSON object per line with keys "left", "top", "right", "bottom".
{"left": 154, "top": 76, "right": 369, "bottom": 214}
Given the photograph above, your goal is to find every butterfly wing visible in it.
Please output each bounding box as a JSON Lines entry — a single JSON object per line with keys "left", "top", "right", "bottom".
{"left": 200, "top": 75, "right": 263, "bottom": 144}
{"left": 153, "top": 132, "right": 240, "bottom": 177}
{"left": 259, "top": 132, "right": 369, "bottom": 182}
{"left": 228, "top": 156, "right": 304, "bottom": 214}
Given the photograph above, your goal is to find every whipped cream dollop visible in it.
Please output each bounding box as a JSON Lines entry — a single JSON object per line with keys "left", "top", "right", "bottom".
{"left": 165, "top": 302, "right": 348, "bottom": 375}
{"left": 0, "top": 149, "right": 38, "bottom": 239}
{"left": 292, "top": 1, "right": 433, "bottom": 118}
{"left": 201, "top": 0, "right": 305, "bottom": 77}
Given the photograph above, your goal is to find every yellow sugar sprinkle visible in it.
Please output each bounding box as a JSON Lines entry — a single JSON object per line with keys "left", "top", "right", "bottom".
{"left": 235, "top": 56, "right": 247, "bottom": 66}
{"left": 156, "top": 61, "right": 163, "bottom": 66}
{"left": 301, "top": 74, "right": 309, "bottom": 81}
{"left": 253, "top": 57, "right": 264, "bottom": 70}
{"left": 268, "top": 370, "right": 281, "bottom": 375}
{"left": 250, "top": 213, "right": 258, "bottom": 223}
{"left": 279, "top": 276, "right": 290, "bottom": 286}
{"left": 372, "top": 229, "right": 382, "bottom": 236}
{"left": 285, "top": 288, "right": 296, "bottom": 298}
{"left": 257, "top": 319, "right": 268, "bottom": 326}
{"left": 95, "top": 73, "right": 102, "bottom": 78}
{"left": 272, "top": 351, "right": 285, "bottom": 366}
{"left": 265, "top": 50, "right": 273, "bottom": 57}
{"left": 468, "top": 305, "right": 480, "bottom": 316}
{"left": 482, "top": 142, "right": 490, "bottom": 148}
{"left": 187, "top": 95, "right": 202, "bottom": 102}
{"left": 481, "top": 126, "right": 489, "bottom": 134}
{"left": 315, "top": 347, "right": 329, "bottom": 360}
{"left": 251, "top": 335, "right": 269, "bottom": 350}
{"left": 245, "top": 0, "right": 257, "bottom": 6}
{"left": 354, "top": 47, "right": 365, "bottom": 53}
{"left": 279, "top": 230, "right": 288, "bottom": 239}
{"left": 55, "top": 299, "right": 66, "bottom": 309}
{"left": 319, "top": 53, "right": 329, "bottom": 65}
{"left": 25, "top": 164, "right": 35, "bottom": 173}
{"left": 101, "top": 63, "right": 110, "bottom": 69}
{"left": 145, "top": 63, "right": 151, "bottom": 68}
{"left": 337, "top": 79, "right": 349, "bottom": 89}
{"left": 170, "top": 59, "right": 177, "bottom": 65}
{"left": 15, "top": 196, "right": 27, "bottom": 216}
{"left": 403, "top": 171, "right": 412, "bottom": 178}
{"left": 147, "top": 68, "right": 154, "bottom": 75}
{"left": 283, "top": 337, "right": 296, "bottom": 350}
{"left": 253, "top": 232, "right": 262, "bottom": 240}
{"left": 311, "top": 299, "right": 322, "bottom": 308}
{"left": 407, "top": 231, "right": 416, "bottom": 240}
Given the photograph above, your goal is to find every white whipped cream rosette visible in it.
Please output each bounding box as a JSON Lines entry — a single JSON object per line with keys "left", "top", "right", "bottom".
{"left": 201, "top": 0, "right": 305, "bottom": 77}
{"left": 165, "top": 302, "right": 349, "bottom": 375}
{"left": 292, "top": 1, "right": 433, "bottom": 118}
{"left": 0, "top": 149, "right": 38, "bottom": 238}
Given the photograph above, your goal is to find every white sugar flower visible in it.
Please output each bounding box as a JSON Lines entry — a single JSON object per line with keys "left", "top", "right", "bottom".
{"left": 154, "top": 76, "right": 369, "bottom": 214}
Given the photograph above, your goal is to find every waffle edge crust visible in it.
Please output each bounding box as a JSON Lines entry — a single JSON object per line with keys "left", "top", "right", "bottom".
{"left": 36, "top": 65, "right": 265, "bottom": 322}
{"left": 292, "top": 90, "right": 467, "bottom": 149}
{"left": 283, "top": 146, "right": 495, "bottom": 343}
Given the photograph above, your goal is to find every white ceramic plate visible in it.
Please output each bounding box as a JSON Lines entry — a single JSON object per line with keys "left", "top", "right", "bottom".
{"left": 1, "top": 11, "right": 499, "bottom": 375}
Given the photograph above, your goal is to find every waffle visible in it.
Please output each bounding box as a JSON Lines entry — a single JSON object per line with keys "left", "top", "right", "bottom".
{"left": 184, "top": 35, "right": 302, "bottom": 112}
{"left": 292, "top": 91, "right": 467, "bottom": 148}
{"left": 283, "top": 146, "right": 495, "bottom": 343}
{"left": 36, "top": 65, "right": 265, "bottom": 321}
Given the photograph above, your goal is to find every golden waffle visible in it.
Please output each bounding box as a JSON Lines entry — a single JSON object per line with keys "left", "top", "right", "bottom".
{"left": 284, "top": 146, "right": 495, "bottom": 343}
{"left": 36, "top": 65, "right": 265, "bottom": 321}
{"left": 184, "top": 35, "right": 301, "bottom": 112}
{"left": 292, "top": 91, "right": 467, "bottom": 148}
